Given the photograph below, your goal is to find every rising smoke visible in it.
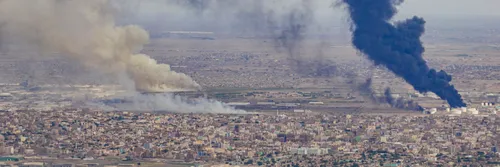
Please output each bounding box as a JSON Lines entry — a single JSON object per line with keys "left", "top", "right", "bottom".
{"left": 353, "top": 78, "right": 422, "bottom": 111}
{"left": 338, "top": 0, "right": 466, "bottom": 108}
{"left": 384, "top": 88, "right": 396, "bottom": 107}
{"left": 383, "top": 88, "right": 423, "bottom": 111}
{"left": 125, "top": 93, "right": 245, "bottom": 114}
{"left": 0, "top": 0, "right": 200, "bottom": 93}
{"left": 272, "top": 1, "right": 339, "bottom": 77}
{"left": 172, "top": 0, "right": 336, "bottom": 77}
{"left": 273, "top": 1, "right": 313, "bottom": 61}
{"left": 0, "top": 0, "right": 242, "bottom": 113}
{"left": 0, "top": 23, "right": 3, "bottom": 51}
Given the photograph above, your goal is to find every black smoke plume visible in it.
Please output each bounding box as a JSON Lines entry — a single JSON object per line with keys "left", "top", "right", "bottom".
{"left": 339, "top": 0, "right": 466, "bottom": 108}
{"left": 358, "top": 78, "right": 373, "bottom": 95}
{"left": 384, "top": 87, "right": 395, "bottom": 107}
{"left": 381, "top": 87, "right": 423, "bottom": 111}
{"left": 353, "top": 78, "right": 422, "bottom": 111}
{"left": 384, "top": 88, "right": 423, "bottom": 111}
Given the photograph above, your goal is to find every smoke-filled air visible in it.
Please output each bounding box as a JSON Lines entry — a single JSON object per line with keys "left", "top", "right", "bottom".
{"left": 0, "top": 0, "right": 200, "bottom": 93}
{"left": 338, "top": 0, "right": 467, "bottom": 108}
{"left": 166, "top": 0, "right": 337, "bottom": 77}
{"left": 0, "top": 0, "right": 246, "bottom": 114}
{"left": 121, "top": 93, "right": 245, "bottom": 114}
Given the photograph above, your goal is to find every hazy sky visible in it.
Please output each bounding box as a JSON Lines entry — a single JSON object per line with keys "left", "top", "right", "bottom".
{"left": 125, "top": 0, "right": 500, "bottom": 32}
{"left": 133, "top": 0, "right": 500, "bottom": 19}
{"left": 398, "top": 0, "right": 500, "bottom": 17}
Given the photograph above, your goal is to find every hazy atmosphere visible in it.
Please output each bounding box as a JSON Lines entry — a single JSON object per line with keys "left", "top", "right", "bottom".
{"left": 1, "top": 0, "right": 500, "bottom": 166}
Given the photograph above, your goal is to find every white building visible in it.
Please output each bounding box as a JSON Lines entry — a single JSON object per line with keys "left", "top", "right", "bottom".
{"left": 0, "top": 93, "right": 12, "bottom": 97}
{"left": 293, "top": 109, "right": 312, "bottom": 113}
{"left": 309, "top": 102, "right": 324, "bottom": 105}
{"left": 256, "top": 102, "right": 275, "bottom": 105}
{"left": 289, "top": 147, "right": 329, "bottom": 155}
{"left": 468, "top": 108, "right": 479, "bottom": 115}
{"left": 451, "top": 108, "right": 462, "bottom": 115}
{"left": 227, "top": 102, "right": 250, "bottom": 106}
{"left": 461, "top": 107, "right": 467, "bottom": 113}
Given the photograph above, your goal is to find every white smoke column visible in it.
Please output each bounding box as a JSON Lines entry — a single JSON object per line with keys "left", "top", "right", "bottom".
{"left": 0, "top": 0, "right": 200, "bottom": 92}
{"left": 112, "top": 73, "right": 245, "bottom": 114}
{"left": 122, "top": 93, "right": 246, "bottom": 114}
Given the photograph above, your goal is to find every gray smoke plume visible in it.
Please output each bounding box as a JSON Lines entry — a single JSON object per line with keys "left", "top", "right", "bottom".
{"left": 185, "top": 0, "right": 211, "bottom": 13}
{"left": 0, "top": 0, "right": 200, "bottom": 93}
{"left": 355, "top": 77, "right": 376, "bottom": 101}
{"left": 382, "top": 87, "right": 422, "bottom": 111}
{"left": 384, "top": 88, "right": 396, "bottom": 107}
{"left": 169, "top": 0, "right": 336, "bottom": 77}
{"left": 125, "top": 93, "right": 245, "bottom": 114}
{"left": 352, "top": 78, "right": 422, "bottom": 111}
{"left": 0, "top": 0, "right": 243, "bottom": 113}
{"left": 274, "top": 2, "right": 337, "bottom": 76}
{"left": 0, "top": 25, "right": 3, "bottom": 50}
{"left": 273, "top": 1, "right": 313, "bottom": 60}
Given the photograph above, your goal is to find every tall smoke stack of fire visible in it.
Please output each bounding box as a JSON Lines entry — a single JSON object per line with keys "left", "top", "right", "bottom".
{"left": 0, "top": 0, "right": 201, "bottom": 93}
{"left": 338, "top": 0, "right": 466, "bottom": 108}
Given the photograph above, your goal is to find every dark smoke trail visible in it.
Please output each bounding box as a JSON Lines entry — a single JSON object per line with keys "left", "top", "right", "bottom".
{"left": 182, "top": 0, "right": 212, "bottom": 16}
{"left": 0, "top": 23, "right": 4, "bottom": 51}
{"left": 273, "top": 1, "right": 313, "bottom": 67}
{"left": 339, "top": 0, "right": 466, "bottom": 108}
{"left": 176, "top": 0, "right": 335, "bottom": 77}
{"left": 358, "top": 78, "right": 373, "bottom": 95}
{"left": 276, "top": 8, "right": 310, "bottom": 60}
{"left": 382, "top": 87, "right": 422, "bottom": 111}
{"left": 352, "top": 78, "right": 423, "bottom": 111}
{"left": 384, "top": 87, "right": 395, "bottom": 107}
{"left": 269, "top": 1, "right": 339, "bottom": 77}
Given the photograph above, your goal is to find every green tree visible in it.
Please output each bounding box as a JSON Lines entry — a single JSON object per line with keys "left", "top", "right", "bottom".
{"left": 477, "top": 154, "right": 485, "bottom": 161}
{"left": 393, "top": 153, "right": 401, "bottom": 159}
{"left": 245, "top": 159, "right": 254, "bottom": 165}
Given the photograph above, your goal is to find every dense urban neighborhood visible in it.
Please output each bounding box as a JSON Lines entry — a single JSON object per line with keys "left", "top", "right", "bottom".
{"left": 1, "top": 110, "right": 500, "bottom": 166}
